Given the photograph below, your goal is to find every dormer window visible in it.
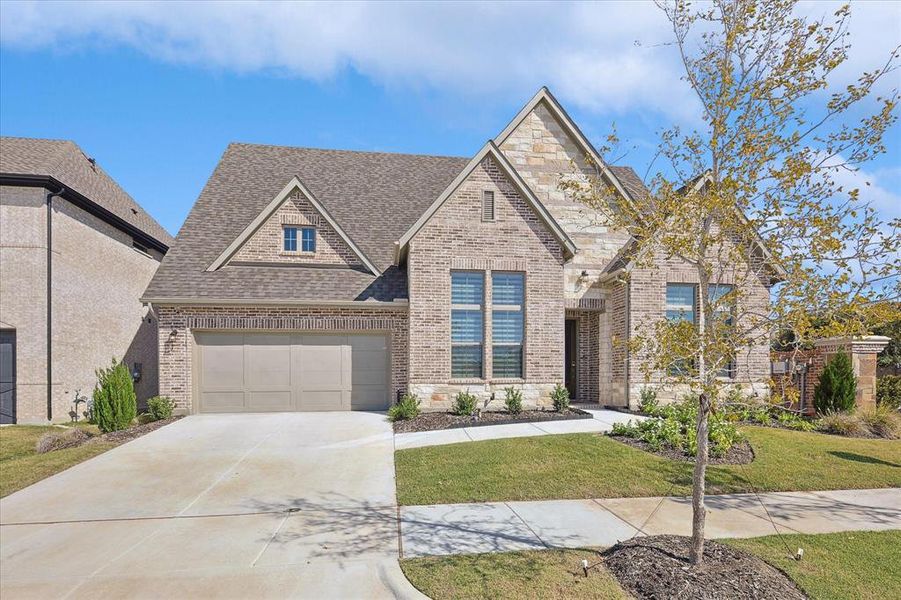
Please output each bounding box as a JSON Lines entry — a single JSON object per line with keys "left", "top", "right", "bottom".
{"left": 283, "top": 227, "right": 297, "bottom": 252}
{"left": 301, "top": 227, "right": 316, "bottom": 252}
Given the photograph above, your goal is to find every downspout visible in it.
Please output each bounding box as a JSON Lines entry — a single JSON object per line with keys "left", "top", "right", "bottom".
{"left": 46, "top": 186, "right": 66, "bottom": 421}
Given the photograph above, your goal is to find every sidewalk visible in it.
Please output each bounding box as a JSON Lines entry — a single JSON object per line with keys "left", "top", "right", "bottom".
{"left": 399, "top": 487, "right": 901, "bottom": 558}
{"left": 395, "top": 407, "right": 645, "bottom": 450}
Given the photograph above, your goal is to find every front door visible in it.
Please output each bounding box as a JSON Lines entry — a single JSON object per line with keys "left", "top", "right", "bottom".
{"left": 564, "top": 319, "right": 577, "bottom": 400}
{"left": 0, "top": 330, "right": 15, "bottom": 424}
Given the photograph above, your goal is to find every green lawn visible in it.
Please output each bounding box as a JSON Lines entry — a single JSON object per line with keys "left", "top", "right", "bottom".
{"left": 395, "top": 426, "right": 901, "bottom": 505}
{"left": 0, "top": 424, "right": 115, "bottom": 498}
{"left": 401, "top": 531, "right": 901, "bottom": 600}
{"left": 726, "top": 530, "right": 901, "bottom": 600}
{"left": 401, "top": 548, "right": 628, "bottom": 600}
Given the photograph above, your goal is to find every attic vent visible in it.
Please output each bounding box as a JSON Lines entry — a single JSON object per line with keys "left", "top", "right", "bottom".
{"left": 482, "top": 190, "right": 495, "bottom": 222}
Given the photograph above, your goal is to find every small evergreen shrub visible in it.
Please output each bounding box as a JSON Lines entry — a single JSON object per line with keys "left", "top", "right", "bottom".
{"left": 504, "top": 387, "right": 523, "bottom": 415}
{"left": 550, "top": 384, "right": 570, "bottom": 412}
{"left": 147, "top": 396, "right": 175, "bottom": 421}
{"left": 638, "top": 387, "right": 658, "bottom": 415}
{"left": 858, "top": 405, "right": 901, "bottom": 439}
{"left": 813, "top": 352, "right": 857, "bottom": 414}
{"left": 388, "top": 393, "right": 421, "bottom": 421}
{"left": 452, "top": 392, "right": 478, "bottom": 416}
{"left": 876, "top": 375, "right": 901, "bottom": 410}
{"left": 92, "top": 359, "right": 137, "bottom": 433}
{"left": 35, "top": 428, "right": 91, "bottom": 454}
{"left": 816, "top": 411, "right": 865, "bottom": 437}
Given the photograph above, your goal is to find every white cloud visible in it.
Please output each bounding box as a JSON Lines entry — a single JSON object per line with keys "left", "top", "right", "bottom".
{"left": 0, "top": 0, "right": 897, "bottom": 124}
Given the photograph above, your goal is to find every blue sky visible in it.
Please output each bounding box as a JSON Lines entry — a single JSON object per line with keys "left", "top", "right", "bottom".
{"left": 1, "top": 1, "right": 899, "bottom": 237}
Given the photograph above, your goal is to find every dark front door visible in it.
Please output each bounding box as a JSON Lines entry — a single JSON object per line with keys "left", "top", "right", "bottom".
{"left": 0, "top": 330, "right": 15, "bottom": 424}
{"left": 565, "top": 319, "right": 578, "bottom": 400}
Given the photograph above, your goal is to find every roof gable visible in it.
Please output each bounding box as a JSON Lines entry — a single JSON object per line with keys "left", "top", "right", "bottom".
{"left": 207, "top": 176, "right": 380, "bottom": 275}
{"left": 494, "top": 87, "right": 638, "bottom": 205}
{"left": 395, "top": 141, "right": 577, "bottom": 262}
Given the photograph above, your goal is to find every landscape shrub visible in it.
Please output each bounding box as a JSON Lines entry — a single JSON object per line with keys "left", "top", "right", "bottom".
{"left": 92, "top": 359, "right": 137, "bottom": 433}
{"left": 388, "top": 393, "right": 421, "bottom": 422}
{"left": 147, "top": 396, "right": 175, "bottom": 421}
{"left": 504, "top": 387, "right": 523, "bottom": 415}
{"left": 813, "top": 352, "right": 857, "bottom": 414}
{"left": 36, "top": 428, "right": 91, "bottom": 454}
{"left": 452, "top": 391, "right": 478, "bottom": 416}
{"left": 876, "top": 375, "right": 901, "bottom": 410}
{"left": 774, "top": 410, "right": 816, "bottom": 431}
{"left": 611, "top": 397, "right": 743, "bottom": 457}
{"left": 550, "top": 384, "right": 570, "bottom": 412}
{"left": 638, "top": 387, "right": 658, "bottom": 414}
{"left": 816, "top": 411, "right": 866, "bottom": 437}
{"left": 858, "top": 405, "right": 901, "bottom": 439}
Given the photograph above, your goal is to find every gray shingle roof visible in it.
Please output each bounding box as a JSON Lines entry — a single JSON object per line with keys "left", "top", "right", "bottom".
{"left": 609, "top": 165, "right": 649, "bottom": 201}
{"left": 0, "top": 136, "right": 174, "bottom": 247}
{"left": 144, "top": 143, "right": 468, "bottom": 302}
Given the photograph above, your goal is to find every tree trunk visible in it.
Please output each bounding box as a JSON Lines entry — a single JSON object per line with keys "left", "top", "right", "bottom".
{"left": 689, "top": 391, "right": 711, "bottom": 565}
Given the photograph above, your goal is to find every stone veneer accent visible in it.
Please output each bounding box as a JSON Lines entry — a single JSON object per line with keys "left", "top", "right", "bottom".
{"left": 232, "top": 189, "right": 362, "bottom": 267}
{"left": 407, "top": 155, "right": 566, "bottom": 410}
{"left": 156, "top": 304, "right": 408, "bottom": 413}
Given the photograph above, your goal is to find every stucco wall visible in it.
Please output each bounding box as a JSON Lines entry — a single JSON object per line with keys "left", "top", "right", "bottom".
{"left": 0, "top": 184, "right": 163, "bottom": 423}
{"left": 406, "top": 155, "right": 567, "bottom": 410}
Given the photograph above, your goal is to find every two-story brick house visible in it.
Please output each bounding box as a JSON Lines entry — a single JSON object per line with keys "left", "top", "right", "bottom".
{"left": 1, "top": 137, "right": 173, "bottom": 423}
{"left": 143, "top": 88, "right": 775, "bottom": 414}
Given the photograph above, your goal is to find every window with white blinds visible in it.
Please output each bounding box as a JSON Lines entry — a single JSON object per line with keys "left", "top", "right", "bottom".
{"left": 451, "top": 271, "right": 484, "bottom": 378}
{"left": 492, "top": 272, "right": 524, "bottom": 378}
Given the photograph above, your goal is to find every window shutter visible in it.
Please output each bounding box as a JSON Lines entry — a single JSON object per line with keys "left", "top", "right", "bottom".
{"left": 482, "top": 190, "right": 495, "bottom": 222}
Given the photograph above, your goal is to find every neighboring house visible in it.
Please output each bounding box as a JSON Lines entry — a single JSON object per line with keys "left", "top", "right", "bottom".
{"left": 143, "top": 88, "right": 774, "bottom": 414}
{"left": 0, "top": 137, "right": 174, "bottom": 423}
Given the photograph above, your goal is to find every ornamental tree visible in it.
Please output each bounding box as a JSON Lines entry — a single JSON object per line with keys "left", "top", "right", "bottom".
{"left": 566, "top": 0, "right": 900, "bottom": 565}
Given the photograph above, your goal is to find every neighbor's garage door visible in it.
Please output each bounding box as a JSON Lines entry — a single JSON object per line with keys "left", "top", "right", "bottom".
{"left": 194, "top": 332, "right": 389, "bottom": 412}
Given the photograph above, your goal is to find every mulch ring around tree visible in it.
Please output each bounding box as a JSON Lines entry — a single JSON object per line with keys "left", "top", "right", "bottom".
{"left": 602, "top": 535, "right": 806, "bottom": 600}
{"left": 609, "top": 436, "right": 755, "bottom": 465}
{"left": 393, "top": 408, "right": 591, "bottom": 433}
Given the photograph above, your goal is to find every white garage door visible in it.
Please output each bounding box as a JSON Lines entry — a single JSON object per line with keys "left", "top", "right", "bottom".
{"left": 194, "top": 332, "right": 389, "bottom": 412}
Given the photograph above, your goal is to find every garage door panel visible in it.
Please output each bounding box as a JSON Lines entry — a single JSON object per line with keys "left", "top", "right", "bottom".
{"left": 201, "top": 391, "right": 246, "bottom": 411}
{"left": 301, "top": 390, "right": 349, "bottom": 411}
{"left": 196, "top": 332, "right": 388, "bottom": 413}
{"left": 247, "top": 391, "right": 293, "bottom": 411}
{"left": 245, "top": 334, "right": 292, "bottom": 389}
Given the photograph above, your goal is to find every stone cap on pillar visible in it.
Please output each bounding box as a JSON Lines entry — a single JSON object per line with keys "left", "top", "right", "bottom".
{"left": 813, "top": 335, "right": 891, "bottom": 355}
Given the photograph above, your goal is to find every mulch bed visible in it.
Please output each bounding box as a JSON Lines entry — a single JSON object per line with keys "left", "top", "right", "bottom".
{"left": 393, "top": 408, "right": 591, "bottom": 434}
{"left": 602, "top": 535, "right": 806, "bottom": 599}
{"left": 93, "top": 416, "right": 183, "bottom": 444}
{"left": 609, "top": 435, "right": 755, "bottom": 465}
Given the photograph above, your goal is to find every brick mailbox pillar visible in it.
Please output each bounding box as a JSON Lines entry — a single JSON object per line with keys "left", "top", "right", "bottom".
{"left": 812, "top": 336, "right": 891, "bottom": 411}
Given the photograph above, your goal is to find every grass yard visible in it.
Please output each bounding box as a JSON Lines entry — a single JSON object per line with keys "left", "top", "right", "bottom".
{"left": 401, "top": 548, "right": 628, "bottom": 600}
{"left": 725, "top": 530, "right": 901, "bottom": 600}
{"left": 401, "top": 531, "right": 901, "bottom": 600}
{"left": 395, "top": 426, "right": 901, "bottom": 505}
{"left": 0, "top": 424, "right": 116, "bottom": 498}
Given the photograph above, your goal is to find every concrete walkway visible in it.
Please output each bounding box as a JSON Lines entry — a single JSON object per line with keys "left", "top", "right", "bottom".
{"left": 399, "top": 488, "right": 901, "bottom": 558}
{"left": 395, "top": 406, "right": 645, "bottom": 450}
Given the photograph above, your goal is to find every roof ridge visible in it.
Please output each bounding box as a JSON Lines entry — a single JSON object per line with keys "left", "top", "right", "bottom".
{"left": 227, "top": 141, "right": 469, "bottom": 161}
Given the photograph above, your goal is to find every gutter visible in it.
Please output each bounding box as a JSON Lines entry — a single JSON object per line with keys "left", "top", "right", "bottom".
{"left": 141, "top": 297, "right": 409, "bottom": 309}
{"left": 1, "top": 174, "right": 170, "bottom": 254}
{"left": 46, "top": 185, "right": 66, "bottom": 421}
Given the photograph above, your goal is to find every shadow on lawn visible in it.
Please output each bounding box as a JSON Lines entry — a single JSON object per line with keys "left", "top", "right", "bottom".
{"left": 827, "top": 451, "right": 900, "bottom": 468}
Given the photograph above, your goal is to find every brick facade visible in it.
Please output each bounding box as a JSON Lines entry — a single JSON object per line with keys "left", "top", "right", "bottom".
{"left": 407, "top": 155, "right": 566, "bottom": 409}
{"left": 232, "top": 190, "right": 362, "bottom": 267}
{"left": 1, "top": 185, "right": 163, "bottom": 423}
{"left": 156, "top": 304, "right": 408, "bottom": 413}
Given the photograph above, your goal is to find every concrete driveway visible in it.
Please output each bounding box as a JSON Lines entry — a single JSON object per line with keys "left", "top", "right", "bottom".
{"left": 0, "top": 413, "right": 426, "bottom": 599}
